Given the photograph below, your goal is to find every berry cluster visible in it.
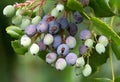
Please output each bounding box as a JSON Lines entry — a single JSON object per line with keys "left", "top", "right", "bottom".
{"left": 79, "top": 29, "right": 109, "bottom": 55}
{"left": 3, "top": 0, "right": 85, "bottom": 71}
{"left": 3, "top": 0, "right": 109, "bottom": 77}
{"left": 77, "top": 29, "right": 109, "bottom": 76}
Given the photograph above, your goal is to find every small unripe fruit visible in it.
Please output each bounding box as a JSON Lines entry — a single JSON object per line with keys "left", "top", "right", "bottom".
{"left": 79, "top": 29, "right": 91, "bottom": 40}
{"left": 82, "top": 64, "right": 92, "bottom": 77}
{"left": 95, "top": 43, "right": 105, "bottom": 54}
{"left": 65, "top": 53, "right": 77, "bottom": 65}
{"left": 3, "top": 5, "right": 15, "bottom": 17}
{"left": 12, "top": 15, "right": 22, "bottom": 25}
{"left": 55, "top": 58, "right": 67, "bottom": 71}
{"left": 56, "top": 4, "right": 64, "bottom": 12}
{"left": 98, "top": 35, "right": 109, "bottom": 47}
{"left": 66, "top": 36, "right": 76, "bottom": 48}
{"left": 30, "top": 43, "right": 39, "bottom": 55}
{"left": 43, "top": 34, "right": 53, "bottom": 45}
{"left": 51, "top": 8, "right": 59, "bottom": 18}
{"left": 20, "top": 18, "right": 31, "bottom": 30}
{"left": 84, "top": 39, "right": 93, "bottom": 48}
{"left": 75, "top": 56, "right": 85, "bottom": 67}
{"left": 20, "top": 35, "right": 31, "bottom": 47}
{"left": 46, "top": 52, "right": 57, "bottom": 64}
{"left": 32, "top": 16, "right": 41, "bottom": 25}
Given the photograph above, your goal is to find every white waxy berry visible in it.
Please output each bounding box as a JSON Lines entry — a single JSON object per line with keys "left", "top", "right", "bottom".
{"left": 75, "top": 56, "right": 85, "bottom": 67}
{"left": 82, "top": 64, "right": 92, "bottom": 77}
{"left": 51, "top": 8, "right": 59, "bottom": 18}
{"left": 30, "top": 43, "right": 39, "bottom": 55}
{"left": 55, "top": 58, "right": 67, "bottom": 71}
{"left": 98, "top": 35, "right": 109, "bottom": 47}
{"left": 46, "top": 52, "right": 57, "bottom": 64}
{"left": 56, "top": 4, "right": 64, "bottom": 12}
{"left": 20, "top": 35, "right": 31, "bottom": 47}
{"left": 84, "top": 39, "right": 93, "bottom": 48}
{"left": 66, "top": 36, "right": 76, "bottom": 48}
{"left": 43, "top": 34, "right": 54, "bottom": 45}
{"left": 95, "top": 43, "right": 105, "bottom": 54}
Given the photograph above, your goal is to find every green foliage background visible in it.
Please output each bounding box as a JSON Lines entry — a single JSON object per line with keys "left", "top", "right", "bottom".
{"left": 0, "top": 0, "right": 120, "bottom": 82}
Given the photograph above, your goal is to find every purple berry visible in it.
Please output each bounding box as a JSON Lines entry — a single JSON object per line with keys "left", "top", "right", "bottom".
{"left": 74, "top": 11, "right": 83, "bottom": 24}
{"left": 46, "top": 52, "right": 57, "bottom": 64}
{"left": 79, "top": 44, "right": 88, "bottom": 55}
{"left": 42, "top": 15, "right": 48, "bottom": 21}
{"left": 25, "top": 24, "right": 37, "bottom": 37}
{"left": 38, "top": 40, "right": 46, "bottom": 51}
{"left": 57, "top": 44, "right": 69, "bottom": 56}
{"left": 48, "top": 21, "right": 59, "bottom": 34}
{"left": 37, "top": 21, "right": 48, "bottom": 33}
{"left": 55, "top": 58, "right": 67, "bottom": 70}
{"left": 68, "top": 23, "right": 78, "bottom": 36}
{"left": 57, "top": 17, "right": 68, "bottom": 29}
{"left": 78, "top": 0, "right": 89, "bottom": 7}
{"left": 65, "top": 53, "right": 77, "bottom": 65}
{"left": 53, "top": 35, "right": 62, "bottom": 49}
{"left": 79, "top": 29, "right": 91, "bottom": 40}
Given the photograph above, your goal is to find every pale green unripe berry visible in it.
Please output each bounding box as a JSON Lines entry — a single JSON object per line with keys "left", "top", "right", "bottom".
{"left": 98, "top": 35, "right": 109, "bottom": 47}
{"left": 51, "top": 8, "right": 59, "bottom": 18}
{"left": 30, "top": 43, "right": 39, "bottom": 55}
{"left": 75, "top": 56, "right": 85, "bottom": 67}
{"left": 43, "top": 34, "right": 54, "bottom": 45}
{"left": 20, "top": 18, "right": 31, "bottom": 30}
{"left": 95, "top": 43, "right": 105, "bottom": 54}
{"left": 55, "top": 58, "right": 67, "bottom": 71}
{"left": 56, "top": 4, "right": 64, "bottom": 12}
{"left": 84, "top": 39, "right": 94, "bottom": 48}
{"left": 12, "top": 15, "right": 22, "bottom": 25}
{"left": 32, "top": 16, "right": 41, "bottom": 25}
{"left": 82, "top": 64, "right": 92, "bottom": 77}
{"left": 16, "top": 9, "right": 22, "bottom": 16}
{"left": 3, "top": 5, "right": 15, "bottom": 17}
{"left": 20, "top": 35, "right": 31, "bottom": 47}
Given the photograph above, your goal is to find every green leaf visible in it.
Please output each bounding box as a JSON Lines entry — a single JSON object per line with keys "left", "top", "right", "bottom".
{"left": 104, "top": 16, "right": 120, "bottom": 33}
{"left": 89, "top": 0, "right": 114, "bottom": 17}
{"left": 94, "top": 78, "right": 112, "bottom": 82}
{"left": 89, "top": 46, "right": 109, "bottom": 73}
{"left": 109, "top": 0, "right": 120, "bottom": 15}
{"left": 38, "top": 51, "right": 48, "bottom": 60}
{"left": 6, "top": 26, "right": 23, "bottom": 38}
{"left": 67, "top": 0, "right": 90, "bottom": 19}
{"left": 115, "top": 76, "right": 120, "bottom": 82}
{"left": 112, "top": 42, "right": 120, "bottom": 60}
{"left": 43, "top": 0, "right": 57, "bottom": 14}
{"left": 11, "top": 40, "right": 27, "bottom": 54}
{"left": 90, "top": 17, "right": 120, "bottom": 46}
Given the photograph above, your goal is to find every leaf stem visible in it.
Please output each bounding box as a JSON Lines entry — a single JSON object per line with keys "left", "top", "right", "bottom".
{"left": 109, "top": 43, "right": 115, "bottom": 82}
